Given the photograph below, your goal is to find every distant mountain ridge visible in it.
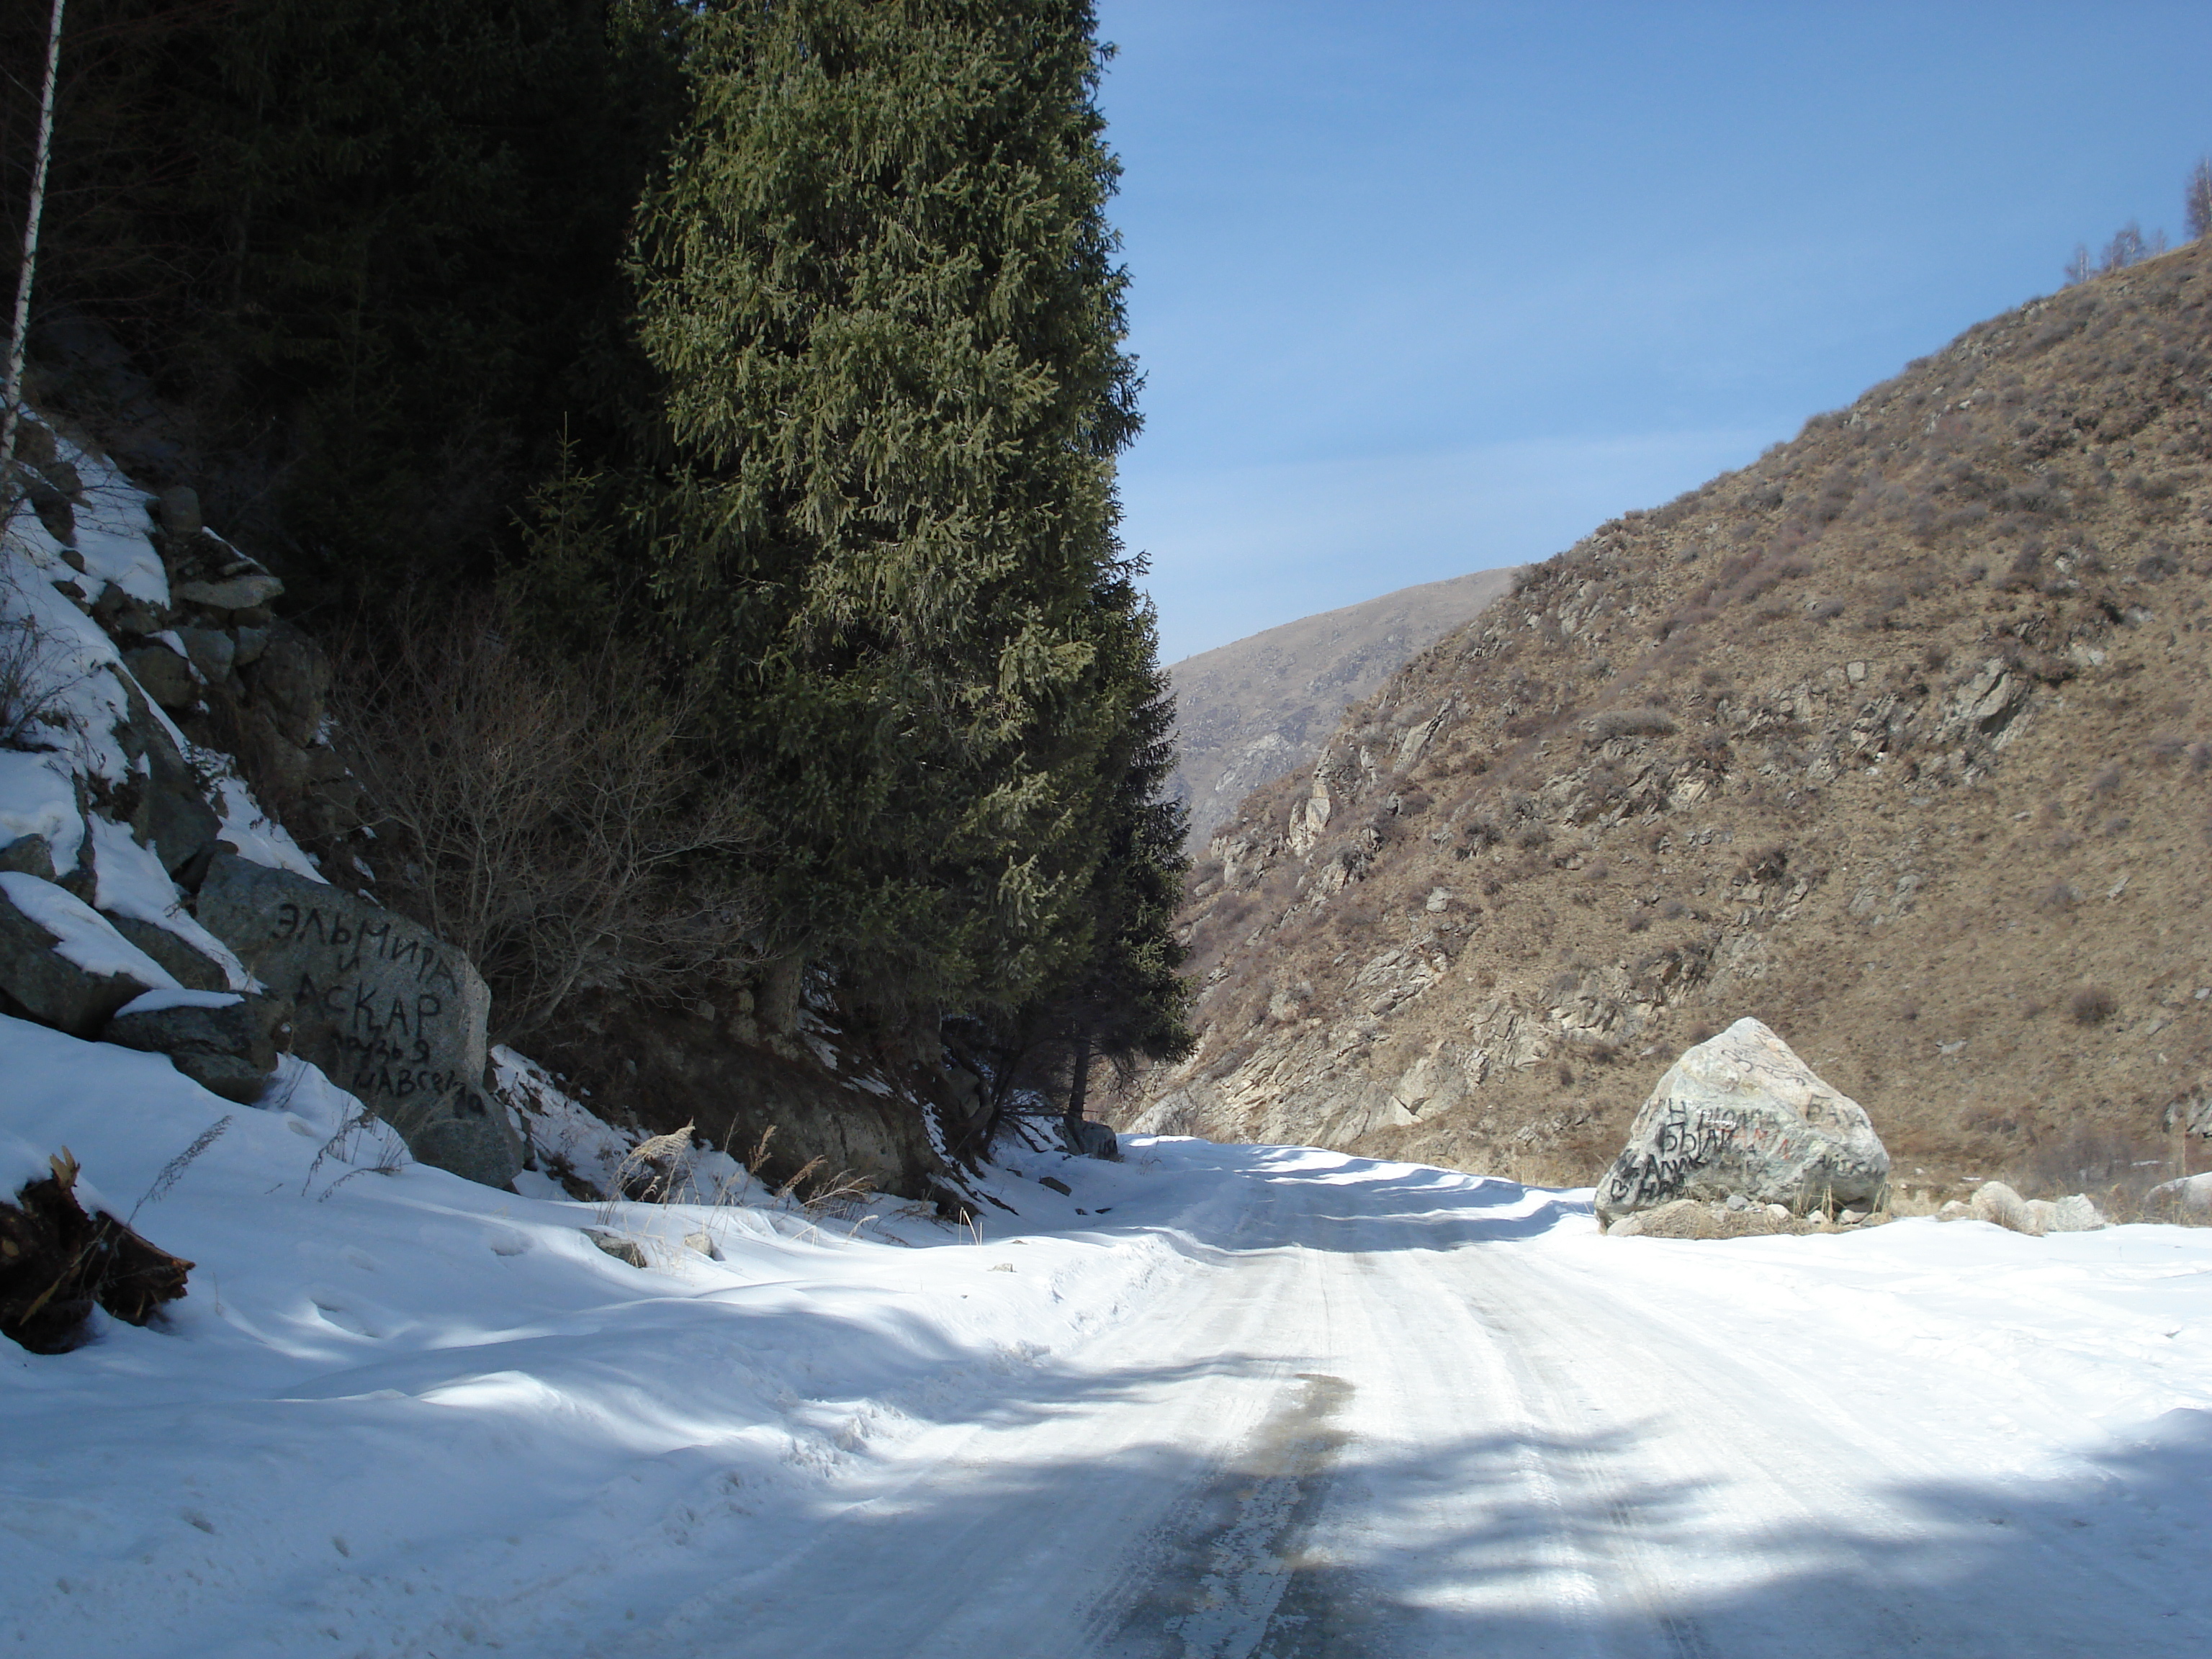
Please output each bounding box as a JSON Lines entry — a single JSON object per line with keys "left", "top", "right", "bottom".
{"left": 1166, "top": 570, "right": 1517, "bottom": 848}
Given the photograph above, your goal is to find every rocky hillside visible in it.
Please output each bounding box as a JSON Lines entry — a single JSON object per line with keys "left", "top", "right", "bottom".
{"left": 1114, "top": 241, "right": 2212, "bottom": 1208}
{"left": 1167, "top": 570, "right": 1515, "bottom": 848}
{"left": 0, "top": 410, "right": 978, "bottom": 1210}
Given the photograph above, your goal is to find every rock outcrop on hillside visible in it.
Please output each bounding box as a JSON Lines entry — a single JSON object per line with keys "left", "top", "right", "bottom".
{"left": 1168, "top": 570, "right": 1516, "bottom": 848}
{"left": 1115, "top": 243, "right": 2212, "bottom": 1201}
{"left": 0, "top": 416, "right": 521, "bottom": 1174}
{"left": 3, "top": 405, "right": 973, "bottom": 1206}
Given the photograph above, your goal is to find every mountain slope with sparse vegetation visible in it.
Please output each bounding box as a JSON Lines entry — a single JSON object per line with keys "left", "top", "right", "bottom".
{"left": 1166, "top": 568, "right": 1515, "bottom": 850}
{"left": 1112, "top": 238, "right": 2212, "bottom": 1213}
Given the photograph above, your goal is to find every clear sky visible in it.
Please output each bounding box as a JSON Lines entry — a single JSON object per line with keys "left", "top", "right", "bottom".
{"left": 1094, "top": 1, "right": 2212, "bottom": 664}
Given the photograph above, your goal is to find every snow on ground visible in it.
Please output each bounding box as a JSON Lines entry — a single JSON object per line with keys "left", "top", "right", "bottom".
{"left": 0, "top": 1016, "right": 1202, "bottom": 1655}
{"left": 4, "top": 1009, "right": 2211, "bottom": 1656}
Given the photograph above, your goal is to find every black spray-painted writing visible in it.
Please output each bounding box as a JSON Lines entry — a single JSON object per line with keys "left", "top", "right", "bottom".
{"left": 274, "top": 902, "right": 464, "bottom": 992}
{"left": 290, "top": 962, "right": 471, "bottom": 1111}
{"left": 1601, "top": 1097, "right": 1804, "bottom": 1208}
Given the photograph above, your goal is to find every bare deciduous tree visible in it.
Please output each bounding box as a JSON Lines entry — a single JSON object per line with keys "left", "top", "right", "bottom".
{"left": 328, "top": 602, "right": 759, "bottom": 1043}
{"left": 2067, "top": 220, "right": 2170, "bottom": 287}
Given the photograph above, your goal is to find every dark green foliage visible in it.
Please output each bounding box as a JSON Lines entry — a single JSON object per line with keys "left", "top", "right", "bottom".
{"left": 6, "top": 0, "right": 681, "bottom": 601}
{"left": 1043, "top": 582, "right": 1194, "bottom": 1071}
{"left": 8, "top": 0, "right": 1192, "bottom": 1086}
{"left": 621, "top": 0, "right": 1169, "bottom": 1029}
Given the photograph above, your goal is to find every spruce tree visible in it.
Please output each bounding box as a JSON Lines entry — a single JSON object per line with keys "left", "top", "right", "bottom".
{"left": 629, "top": 0, "right": 1157, "bottom": 1030}
{"left": 1035, "top": 574, "right": 1195, "bottom": 1138}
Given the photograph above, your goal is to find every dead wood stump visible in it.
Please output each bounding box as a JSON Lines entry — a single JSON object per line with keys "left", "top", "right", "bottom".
{"left": 1, "top": 1151, "right": 194, "bottom": 1353}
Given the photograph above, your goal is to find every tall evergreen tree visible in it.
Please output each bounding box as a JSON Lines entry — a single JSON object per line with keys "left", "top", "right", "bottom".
{"left": 627, "top": 0, "right": 1159, "bottom": 1031}
{"left": 1029, "top": 572, "right": 1193, "bottom": 1139}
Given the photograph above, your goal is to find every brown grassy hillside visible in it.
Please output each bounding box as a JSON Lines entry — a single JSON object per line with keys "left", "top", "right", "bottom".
{"left": 1110, "top": 241, "right": 2212, "bottom": 1211}
{"left": 1168, "top": 570, "right": 1516, "bottom": 848}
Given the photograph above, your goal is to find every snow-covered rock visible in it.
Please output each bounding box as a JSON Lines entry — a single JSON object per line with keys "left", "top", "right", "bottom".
{"left": 0, "top": 869, "right": 177, "bottom": 1035}
{"left": 103, "top": 987, "right": 287, "bottom": 1104}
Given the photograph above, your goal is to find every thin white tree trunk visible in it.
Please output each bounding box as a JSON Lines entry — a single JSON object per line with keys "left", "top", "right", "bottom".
{"left": 1, "top": 0, "right": 69, "bottom": 498}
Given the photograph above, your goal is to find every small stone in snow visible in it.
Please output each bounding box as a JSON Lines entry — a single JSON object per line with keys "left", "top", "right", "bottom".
{"left": 583, "top": 1228, "right": 647, "bottom": 1268}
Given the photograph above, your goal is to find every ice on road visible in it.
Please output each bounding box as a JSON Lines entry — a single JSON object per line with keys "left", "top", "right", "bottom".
{"left": 4, "top": 1017, "right": 2211, "bottom": 1657}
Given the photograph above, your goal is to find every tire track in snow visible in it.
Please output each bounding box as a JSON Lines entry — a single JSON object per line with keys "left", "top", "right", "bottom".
{"left": 568, "top": 1152, "right": 2211, "bottom": 1658}
{"left": 1097, "top": 1370, "right": 1355, "bottom": 1658}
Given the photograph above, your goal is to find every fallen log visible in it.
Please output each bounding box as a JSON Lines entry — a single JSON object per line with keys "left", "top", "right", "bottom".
{"left": 1, "top": 1149, "right": 194, "bottom": 1353}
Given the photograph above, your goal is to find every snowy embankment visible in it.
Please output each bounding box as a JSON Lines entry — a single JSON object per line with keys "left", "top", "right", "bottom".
{"left": 4, "top": 1002, "right": 2211, "bottom": 1656}
{"left": 1, "top": 426, "right": 322, "bottom": 884}
{"left": 0, "top": 1012, "right": 1208, "bottom": 1654}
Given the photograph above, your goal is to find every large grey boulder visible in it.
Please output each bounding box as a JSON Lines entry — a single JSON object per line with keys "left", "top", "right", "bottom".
{"left": 103, "top": 989, "right": 289, "bottom": 1104}
{"left": 1594, "top": 1017, "right": 1889, "bottom": 1223}
{"left": 142, "top": 738, "right": 221, "bottom": 881}
{"left": 243, "top": 624, "right": 329, "bottom": 747}
{"left": 1606, "top": 1197, "right": 1790, "bottom": 1238}
{"left": 122, "top": 643, "right": 196, "bottom": 712}
{"left": 156, "top": 485, "right": 202, "bottom": 540}
{"left": 111, "top": 678, "right": 222, "bottom": 879}
{"left": 174, "top": 626, "right": 235, "bottom": 685}
{"left": 0, "top": 837, "right": 56, "bottom": 880}
{"left": 2148, "top": 1172, "right": 2212, "bottom": 1213}
{"left": 174, "top": 572, "right": 284, "bottom": 616}
{"left": 0, "top": 872, "right": 177, "bottom": 1036}
{"left": 194, "top": 855, "right": 521, "bottom": 1187}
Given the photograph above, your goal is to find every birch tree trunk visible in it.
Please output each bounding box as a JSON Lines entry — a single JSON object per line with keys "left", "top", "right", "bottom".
{"left": 1, "top": 0, "right": 68, "bottom": 498}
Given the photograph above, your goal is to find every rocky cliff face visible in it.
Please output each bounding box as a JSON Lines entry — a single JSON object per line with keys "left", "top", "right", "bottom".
{"left": 1113, "top": 242, "right": 2212, "bottom": 1204}
{"left": 1166, "top": 570, "right": 1516, "bottom": 849}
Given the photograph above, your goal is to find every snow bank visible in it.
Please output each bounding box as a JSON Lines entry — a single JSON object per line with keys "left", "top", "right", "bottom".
{"left": 1545, "top": 1204, "right": 2212, "bottom": 1450}
{"left": 0, "top": 750, "right": 83, "bottom": 871}
{"left": 0, "top": 1014, "right": 1208, "bottom": 1655}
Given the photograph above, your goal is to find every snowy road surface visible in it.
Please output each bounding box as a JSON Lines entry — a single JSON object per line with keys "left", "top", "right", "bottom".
{"left": 6, "top": 1014, "right": 2212, "bottom": 1657}
{"left": 637, "top": 1149, "right": 2212, "bottom": 1659}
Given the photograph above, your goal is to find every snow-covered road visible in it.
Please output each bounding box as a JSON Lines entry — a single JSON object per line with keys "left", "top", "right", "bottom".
{"left": 623, "top": 1145, "right": 2212, "bottom": 1658}
{"left": 6, "top": 1017, "right": 2211, "bottom": 1658}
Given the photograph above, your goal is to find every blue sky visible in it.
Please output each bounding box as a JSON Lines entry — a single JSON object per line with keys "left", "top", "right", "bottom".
{"left": 1094, "top": 1, "right": 2212, "bottom": 662}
